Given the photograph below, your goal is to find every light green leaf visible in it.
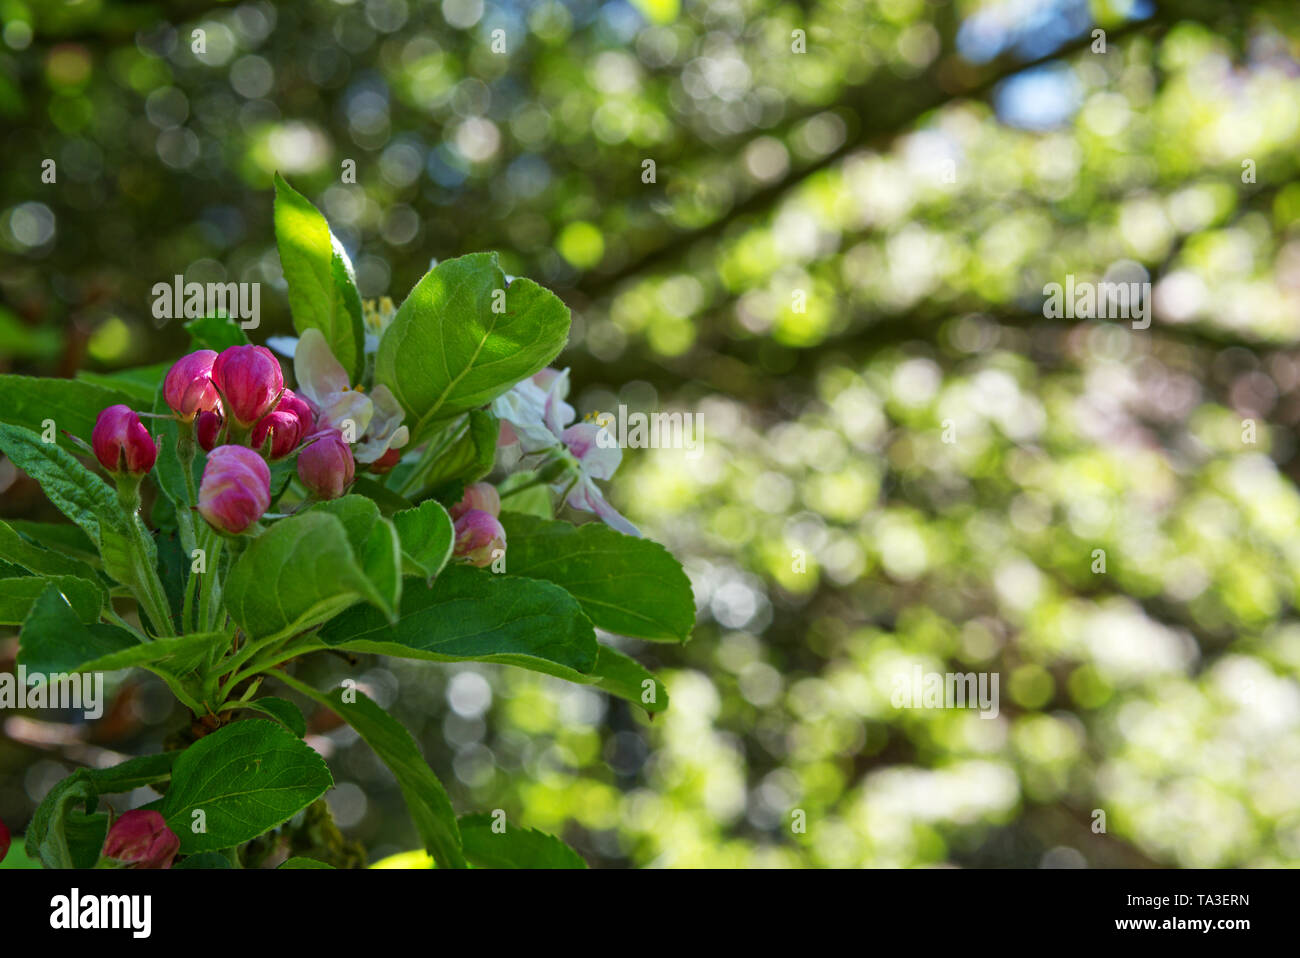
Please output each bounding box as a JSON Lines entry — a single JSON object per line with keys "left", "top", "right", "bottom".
{"left": 309, "top": 496, "right": 402, "bottom": 618}
{"left": 224, "top": 511, "right": 387, "bottom": 642}
{"left": 162, "top": 719, "right": 333, "bottom": 854}
{"left": 319, "top": 564, "right": 598, "bottom": 675}
{"left": 277, "top": 676, "right": 465, "bottom": 869}
{"left": 500, "top": 513, "right": 695, "bottom": 642}
{"left": 458, "top": 813, "right": 587, "bottom": 868}
{"left": 419, "top": 408, "right": 500, "bottom": 490}
{"left": 375, "top": 253, "right": 570, "bottom": 441}
{"left": 274, "top": 173, "right": 365, "bottom": 383}
{"left": 498, "top": 470, "right": 553, "bottom": 520}
{"left": 391, "top": 499, "right": 454, "bottom": 583}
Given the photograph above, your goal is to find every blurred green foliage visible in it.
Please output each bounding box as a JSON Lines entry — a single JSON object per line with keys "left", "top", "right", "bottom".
{"left": 4, "top": 0, "right": 1300, "bottom": 868}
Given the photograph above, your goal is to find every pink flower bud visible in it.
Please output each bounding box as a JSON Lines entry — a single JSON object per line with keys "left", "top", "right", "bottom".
{"left": 199, "top": 445, "right": 271, "bottom": 534}
{"left": 196, "top": 409, "right": 223, "bottom": 451}
{"left": 92, "top": 405, "right": 157, "bottom": 476}
{"left": 101, "top": 810, "right": 179, "bottom": 869}
{"left": 276, "top": 388, "right": 315, "bottom": 434}
{"left": 0, "top": 815, "right": 9, "bottom": 864}
{"left": 297, "top": 430, "right": 354, "bottom": 500}
{"left": 211, "top": 344, "right": 284, "bottom": 427}
{"left": 453, "top": 508, "right": 506, "bottom": 568}
{"left": 368, "top": 446, "right": 402, "bottom": 475}
{"left": 450, "top": 482, "right": 501, "bottom": 520}
{"left": 163, "top": 349, "right": 221, "bottom": 421}
{"left": 251, "top": 390, "right": 313, "bottom": 460}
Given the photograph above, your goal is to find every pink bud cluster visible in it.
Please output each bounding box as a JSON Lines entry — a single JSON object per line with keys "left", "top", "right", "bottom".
{"left": 155, "top": 343, "right": 355, "bottom": 534}
{"left": 451, "top": 482, "right": 506, "bottom": 568}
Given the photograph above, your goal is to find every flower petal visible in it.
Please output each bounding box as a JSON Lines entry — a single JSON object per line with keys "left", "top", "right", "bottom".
{"left": 566, "top": 476, "right": 640, "bottom": 537}
{"left": 562, "top": 423, "right": 621, "bottom": 480}
{"left": 294, "top": 328, "right": 351, "bottom": 405}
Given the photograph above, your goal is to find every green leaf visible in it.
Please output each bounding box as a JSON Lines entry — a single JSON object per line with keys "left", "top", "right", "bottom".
{"left": 530, "top": 644, "right": 669, "bottom": 714}
{"left": 175, "top": 852, "right": 234, "bottom": 869}
{"left": 1, "top": 520, "right": 97, "bottom": 562}
{"left": 500, "top": 513, "right": 695, "bottom": 643}
{"left": 375, "top": 253, "right": 570, "bottom": 441}
{"left": 17, "top": 584, "right": 223, "bottom": 675}
{"left": 391, "top": 499, "right": 454, "bottom": 584}
{"left": 185, "top": 315, "right": 250, "bottom": 352}
{"left": 0, "top": 424, "right": 128, "bottom": 546}
{"left": 75, "top": 363, "right": 170, "bottom": 406}
{"left": 279, "top": 856, "right": 335, "bottom": 868}
{"left": 420, "top": 409, "right": 500, "bottom": 490}
{"left": 273, "top": 173, "right": 365, "bottom": 383}
{"left": 458, "top": 813, "right": 587, "bottom": 868}
{"left": 0, "top": 375, "right": 133, "bottom": 450}
{"left": 0, "top": 518, "right": 102, "bottom": 583}
{"left": 25, "top": 775, "right": 106, "bottom": 869}
{"left": 309, "top": 496, "right": 402, "bottom": 618}
{"left": 161, "top": 719, "right": 333, "bottom": 854}
{"left": 0, "top": 575, "right": 101, "bottom": 624}
{"left": 25, "top": 753, "right": 177, "bottom": 869}
{"left": 0, "top": 424, "right": 148, "bottom": 597}
{"left": 18, "top": 586, "right": 137, "bottom": 674}
{"left": 350, "top": 476, "right": 415, "bottom": 516}
{"left": 241, "top": 696, "right": 307, "bottom": 737}
{"left": 277, "top": 677, "right": 465, "bottom": 869}
{"left": 498, "top": 470, "right": 553, "bottom": 520}
{"left": 320, "top": 564, "right": 598, "bottom": 675}
{"left": 224, "top": 511, "right": 388, "bottom": 642}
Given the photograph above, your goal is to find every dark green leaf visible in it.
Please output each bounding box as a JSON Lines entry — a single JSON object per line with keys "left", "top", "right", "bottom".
{"left": 241, "top": 696, "right": 307, "bottom": 737}
{"left": 500, "top": 513, "right": 695, "bottom": 642}
{"left": 279, "top": 678, "right": 465, "bottom": 869}
{"left": 162, "top": 719, "right": 333, "bottom": 854}
{"left": 175, "top": 852, "right": 234, "bottom": 869}
{"left": 0, "top": 518, "right": 103, "bottom": 583}
{"left": 75, "top": 363, "right": 170, "bottom": 406}
{"left": 279, "top": 856, "right": 334, "bottom": 868}
{"left": 458, "top": 813, "right": 587, "bottom": 868}
{"left": 320, "top": 564, "right": 598, "bottom": 675}
{"left": 0, "top": 575, "right": 101, "bottom": 624}
{"left": 0, "top": 375, "right": 133, "bottom": 450}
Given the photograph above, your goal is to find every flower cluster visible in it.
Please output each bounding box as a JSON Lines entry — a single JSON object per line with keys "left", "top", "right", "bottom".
{"left": 92, "top": 336, "right": 411, "bottom": 536}
{"left": 492, "top": 367, "right": 639, "bottom": 536}
{"left": 89, "top": 347, "right": 638, "bottom": 545}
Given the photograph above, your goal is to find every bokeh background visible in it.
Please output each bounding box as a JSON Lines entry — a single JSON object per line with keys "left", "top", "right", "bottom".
{"left": 4, "top": 0, "right": 1300, "bottom": 868}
